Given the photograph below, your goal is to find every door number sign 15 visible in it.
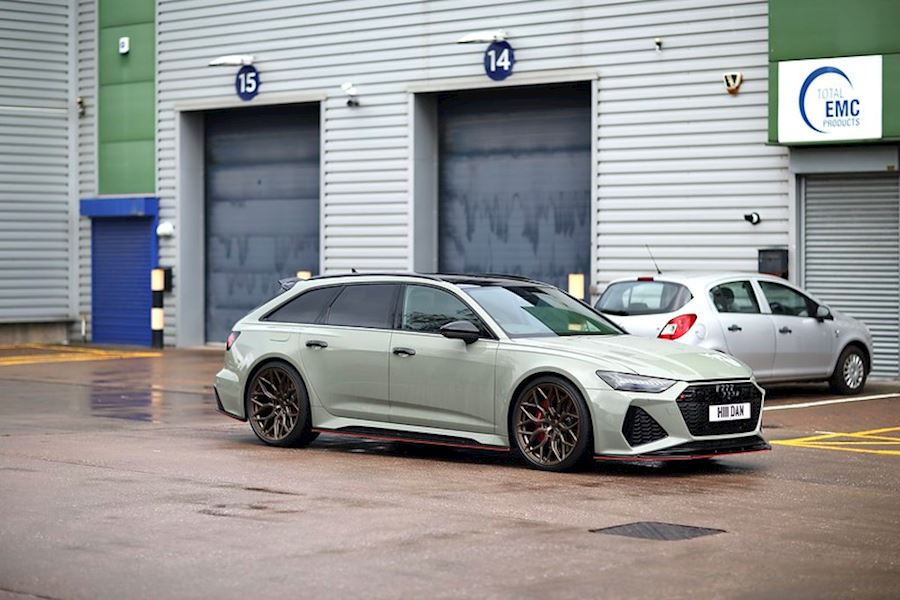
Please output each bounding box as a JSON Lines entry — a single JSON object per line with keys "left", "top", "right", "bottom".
{"left": 484, "top": 41, "right": 515, "bottom": 81}
{"left": 235, "top": 65, "right": 260, "bottom": 101}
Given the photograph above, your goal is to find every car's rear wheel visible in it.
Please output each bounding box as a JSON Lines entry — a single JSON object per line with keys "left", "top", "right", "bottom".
{"left": 246, "top": 362, "right": 318, "bottom": 447}
{"left": 829, "top": 346, "right": 867, "bottom": 396}
{"left": 511, "top": 376, "right": 592, "bottom": 471}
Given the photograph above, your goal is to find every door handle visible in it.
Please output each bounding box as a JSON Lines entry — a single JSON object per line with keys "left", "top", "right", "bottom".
{"left": 779, "top": 327, "right": 792, "bottom": 334}
{"left": 306, "top": 340, "right": 328, "bottom": 349}
{"left": 727, "top": 324, "right": 742, "bottom": 332}
{"left": 392, "top": 347, "right": 416, "bottom": 357}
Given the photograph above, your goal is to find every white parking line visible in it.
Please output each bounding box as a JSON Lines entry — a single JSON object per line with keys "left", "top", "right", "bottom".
{"left": 764, "top": 393, "right": 900, "bottom": 411}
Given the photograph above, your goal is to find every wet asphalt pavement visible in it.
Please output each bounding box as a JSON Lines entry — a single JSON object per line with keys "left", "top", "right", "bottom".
{"left": 0, "top": 346, "right": 898, "bottom": 599}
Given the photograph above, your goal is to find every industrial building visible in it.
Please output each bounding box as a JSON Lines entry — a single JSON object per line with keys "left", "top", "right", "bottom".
{"left": 1, "top": 0, "right": 898, "bottom": 375}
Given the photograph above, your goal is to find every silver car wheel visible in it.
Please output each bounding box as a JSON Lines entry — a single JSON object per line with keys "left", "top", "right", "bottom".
{"left": 843, "top": 353, "right": 865, "bottom": 390}
{"left": 248, "top": 366, "right": 301, "bottom": 442}
{"left": 515, "top": 382, "right": 581, "bottom": 467}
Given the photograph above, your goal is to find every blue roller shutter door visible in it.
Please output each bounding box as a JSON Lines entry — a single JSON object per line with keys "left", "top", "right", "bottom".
{"left": 204, "top": 104, "right": 320, "bottom": 344}
{"left": 91, "top": 218, "right": 154, "bottom": 346}
{"left": 437, "top": 83, "right": 591, "bottom": 289}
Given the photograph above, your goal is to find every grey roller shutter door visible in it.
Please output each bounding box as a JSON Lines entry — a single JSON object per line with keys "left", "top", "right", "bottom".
{"left": 437, "top": 83, "right": 591, "bottom": 290}
{"left": 803, "top": 174, "right": 900, "bottom": 377}
{"left": 205, "top": 104, "right": 320, "bottom": 343}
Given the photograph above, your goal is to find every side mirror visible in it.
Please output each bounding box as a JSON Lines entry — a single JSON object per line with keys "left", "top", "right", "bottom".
{"left": 816, "top": 305, "right": 832, "bottom": 321}
{"left": 439, "top": 320, "right": 480, "bottom": 344}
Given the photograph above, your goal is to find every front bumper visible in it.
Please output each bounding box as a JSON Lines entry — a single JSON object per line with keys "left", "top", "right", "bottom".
{"left": 585, "top": 379, "right": 767, "bottom": 459}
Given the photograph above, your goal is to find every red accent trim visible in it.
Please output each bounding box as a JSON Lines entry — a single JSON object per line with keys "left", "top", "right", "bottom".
{"left": 637, "top": 276, "right": 655, "bottom": 281}
{"left": 311, "top": 428, "right": 510, "bottom": 452}
{"left": 594, "top": 447, "right": 770, "bottom": 462}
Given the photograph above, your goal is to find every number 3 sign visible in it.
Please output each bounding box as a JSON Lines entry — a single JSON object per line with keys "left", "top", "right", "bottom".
{"left": 484, "top": 41, "right": 515, "bottom": 81}
{"left": 235, "top": 65, "right": 260, "bottom": 101}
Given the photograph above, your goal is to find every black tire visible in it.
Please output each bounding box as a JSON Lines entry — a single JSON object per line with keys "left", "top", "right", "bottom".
{"left": 510, "top": 376, "right": 593, "bottom": 472}
{"left": 245, "top": 361, "right": 318, "bottom": 447}
{"left": 829, "top": 346, "right": 867, "bottom": 396}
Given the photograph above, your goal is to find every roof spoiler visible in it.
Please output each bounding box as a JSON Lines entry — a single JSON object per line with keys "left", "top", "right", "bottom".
{"left": 278, "top": 277, "right": 299, "bottom": 292}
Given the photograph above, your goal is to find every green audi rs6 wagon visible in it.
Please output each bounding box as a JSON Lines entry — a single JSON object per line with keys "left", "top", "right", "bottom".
{"left": 215, "top": 273, "right": 769, "bottom": 471}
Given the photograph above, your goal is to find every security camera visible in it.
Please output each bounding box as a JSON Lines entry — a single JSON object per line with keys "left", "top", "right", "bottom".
{"left": 341, "top": 82, "right": 359, "bottom": 107}
{"left": 744, "top": 212, "right": 761, "bottom": 225}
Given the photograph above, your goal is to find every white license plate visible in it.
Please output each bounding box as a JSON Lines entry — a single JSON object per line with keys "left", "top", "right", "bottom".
{"left": 708, "top": 403, "right": 751, "bottom": 422}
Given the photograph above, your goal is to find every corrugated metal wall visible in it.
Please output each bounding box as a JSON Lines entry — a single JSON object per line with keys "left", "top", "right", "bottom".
{"left": 74, "top": 0, "right": 96, "bottom": 341}
{"left": 156, "top": 0, "right": 788, "bottom": 343}
{"left": 0, "top": 0, "right": 74, "bottom": 323}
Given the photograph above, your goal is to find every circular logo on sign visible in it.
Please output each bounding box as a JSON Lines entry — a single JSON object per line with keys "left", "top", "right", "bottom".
{"left": 798, "top": 66, "right": 858, "bottom": 134}
{"left": 484, "top": 41, "right": 515, "bottom": 81}
{"left": 235, "top": 65, "right": 260, "bottom": 101}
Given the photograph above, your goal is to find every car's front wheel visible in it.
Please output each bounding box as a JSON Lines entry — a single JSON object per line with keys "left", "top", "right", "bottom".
{"left": 829, "top": 346, "right": 867, "bottom": 396}
{"left": 246, "top": 362, "right": 318, "bottom": 447}
{"left": 511, "top": 376, "right": 592, "bottom": 471}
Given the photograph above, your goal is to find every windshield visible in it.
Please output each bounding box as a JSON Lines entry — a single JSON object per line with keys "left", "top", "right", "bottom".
{"left": 463, "top": 285, "right": 621, "bottom": 338}
{"left": 597, "top": 280, "right": 692, "bottom": 316}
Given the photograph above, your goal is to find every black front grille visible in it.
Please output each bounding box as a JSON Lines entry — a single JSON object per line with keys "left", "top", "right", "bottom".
{"left": 677, "top": 382, "right": 762, "bottom": 436}
{"left": 623, "top": 406, "right": 668, "bottom": 446}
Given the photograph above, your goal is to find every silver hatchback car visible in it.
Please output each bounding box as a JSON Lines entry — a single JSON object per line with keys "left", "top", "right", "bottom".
{"left": 596, "top": 272, "right": 874, "bottom": 394}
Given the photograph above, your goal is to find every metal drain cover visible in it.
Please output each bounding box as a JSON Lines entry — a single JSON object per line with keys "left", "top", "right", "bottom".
{"left": 590, "top": 521, "right": 725, "bottom": 541}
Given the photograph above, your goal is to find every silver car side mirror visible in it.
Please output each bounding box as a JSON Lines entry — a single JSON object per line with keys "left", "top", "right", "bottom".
{"left": 816, "top": 305, "right": 832, "bottom": 321}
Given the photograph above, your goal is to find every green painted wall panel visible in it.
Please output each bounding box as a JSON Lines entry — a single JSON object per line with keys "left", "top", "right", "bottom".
{"left": 884, "top": 54, "right": 900, "bottom": 140}
{"left": 99, "top": 141, "right": 155, "bottom": 195}
{"left": 99, "top": 0, "right": 155, "bottom": 28}
{"left": 99, "top": 82, "right": 155, "bottom": 144}
{"left": 768, "top": 62, "right": 778, "bottom": 143}
{"left": 770, "top": 0, "right": 900, "bottom": 61}
{"left": 99, "top": 23, "right": 155, "bottom": 86}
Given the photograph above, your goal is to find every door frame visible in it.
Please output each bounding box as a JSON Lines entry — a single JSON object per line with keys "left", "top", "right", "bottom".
{"left": 172, "top": 93, "right": 325, "bottom": 347}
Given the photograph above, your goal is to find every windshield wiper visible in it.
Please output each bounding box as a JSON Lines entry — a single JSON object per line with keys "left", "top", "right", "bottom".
{"left": 599, "top": 309, "right": 628, "bottom": 316}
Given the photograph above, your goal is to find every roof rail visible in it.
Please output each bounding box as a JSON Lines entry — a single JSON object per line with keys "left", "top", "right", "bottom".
{"left": 307, "top": 271, "right": 442, "bottom": 282}
{"left": 472, "top": 273, "right": 548, "bottom": 284}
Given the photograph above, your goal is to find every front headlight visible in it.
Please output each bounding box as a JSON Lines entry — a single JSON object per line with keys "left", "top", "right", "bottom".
{"left": 596, "top": 370, "right": 676, "bottom": 393}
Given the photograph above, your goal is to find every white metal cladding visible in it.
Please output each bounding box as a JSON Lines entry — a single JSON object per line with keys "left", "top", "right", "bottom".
{"left": 156, "top": 0, "right": 787, "bottom": 343}
{"left": 0, "top": 0, "right": 73, "bottom": 322}
{"left": 802, "top": 174, "right": 900, "bottom": 377}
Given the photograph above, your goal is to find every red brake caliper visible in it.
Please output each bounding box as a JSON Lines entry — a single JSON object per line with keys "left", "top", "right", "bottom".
{"left": 534, "top": 397, "right": 549, "bottom": 443}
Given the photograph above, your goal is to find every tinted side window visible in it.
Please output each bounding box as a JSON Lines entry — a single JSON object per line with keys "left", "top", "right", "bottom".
{"left": 759, "top": 281, "right": 817, "bottom": 317}
{"left": 710, "top": 281, "right": 760, "bottom": 314}
{"left": 264, "top": 286, "right": 341, "bottom": 323}
{"left": 401, "top": 285, "right": 482, "bottom": 335}
{"left": 325, "top": 284, "right": 398, "bottom": 329}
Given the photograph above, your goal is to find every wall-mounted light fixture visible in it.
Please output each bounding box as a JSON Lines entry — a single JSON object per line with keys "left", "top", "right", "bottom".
{"left": 457, "top": 29, "right": 509, "bottom": 44}
{"left": 653, "top": 37, "right": 663, "bottom": 52}
{"left": 208, "top": 55, "right": 255, "bottom": 67}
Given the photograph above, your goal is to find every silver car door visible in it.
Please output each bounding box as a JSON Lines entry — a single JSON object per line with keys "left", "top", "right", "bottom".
{"left": 757, "top": 280, "right": 835, "bottom": 379}
{"left": 298, "top": 283, "right": 398, "bottom": 423}
{"left": 389, "top": 284, "right": 499, "bottom": 433}
{"left": 708, "top": 280, "right": 776, "bottom": 378}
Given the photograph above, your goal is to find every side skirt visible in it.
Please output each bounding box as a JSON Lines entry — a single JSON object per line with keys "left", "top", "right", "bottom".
{"left": 312, "top": 426, "right": 510, "bottom": 452}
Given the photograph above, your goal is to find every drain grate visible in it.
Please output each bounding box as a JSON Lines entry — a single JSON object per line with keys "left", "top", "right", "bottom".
{"left": 590, "top": 521, "right": 725, "bottom": 541}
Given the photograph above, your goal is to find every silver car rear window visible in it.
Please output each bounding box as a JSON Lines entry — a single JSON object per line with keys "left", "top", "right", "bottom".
{"left": 596, "top": 281, "right": 692, "bottom": 316}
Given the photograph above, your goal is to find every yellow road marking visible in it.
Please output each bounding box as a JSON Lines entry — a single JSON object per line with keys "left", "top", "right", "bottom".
{"left": 0, "top": 345, "right": 160, "bottom": 367}
{"left": 771, "top": 426, "right": 900, "bottom": 456}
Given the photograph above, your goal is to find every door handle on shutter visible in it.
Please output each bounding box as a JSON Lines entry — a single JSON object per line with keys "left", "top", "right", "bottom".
{"left": 727, "top": 324, "right": 742, "bottom": 332}
{"left": 779, "top": 327, "right": 793, "bottom": 334}
{"left": 306, "top": 340, "right": 328, "bottom": 349}
{"left": 392, "top": 347, "right": 416, "bottom": 357}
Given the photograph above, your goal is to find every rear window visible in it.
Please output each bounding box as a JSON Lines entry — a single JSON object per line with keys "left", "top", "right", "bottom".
{"left": 325, "top": 284, "right": 399, "bottom": 329}
{"left": 596, "top": 280, "right": 692, "bottom": 316}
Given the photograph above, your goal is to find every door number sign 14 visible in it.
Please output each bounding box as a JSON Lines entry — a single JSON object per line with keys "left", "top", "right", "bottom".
{"left": 236, "top": 65, "right": 260, "bottom": 101}
{"left": 484, "top": 41, "right": 515, "bottom": 81}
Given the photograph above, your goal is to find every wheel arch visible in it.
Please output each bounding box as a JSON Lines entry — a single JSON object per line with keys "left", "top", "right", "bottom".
{"left": 840, "top": 340, "right": 871, "bottom": 374}
{"left": 241, "top": 353, "right": 308, "bottom": 412}
{"left": 504, "top": 369, "right": 595, "bottom": 447}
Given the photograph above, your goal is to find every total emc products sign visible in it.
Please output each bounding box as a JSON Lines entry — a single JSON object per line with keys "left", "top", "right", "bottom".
{"left": 778, "top": 55, "right": 882, "bottom": 143}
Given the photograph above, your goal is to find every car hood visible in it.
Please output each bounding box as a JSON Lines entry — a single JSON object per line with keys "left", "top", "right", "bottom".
{"left": 515, "top": 334, "right": 752, "bottom": 382}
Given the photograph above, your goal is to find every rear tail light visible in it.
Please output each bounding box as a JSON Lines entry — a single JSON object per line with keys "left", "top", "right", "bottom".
{"left": 658, "top": 314, "right": 697, "bottom": 340}
{"left": 226, "top": 331, "right": 241, "bottom": 351}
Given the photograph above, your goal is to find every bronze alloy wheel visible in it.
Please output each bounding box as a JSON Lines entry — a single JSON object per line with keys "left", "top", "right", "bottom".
{"left": 247, "top": 363, "right": 317, "bottom": 446}
{"left": 513, "top": 378, "right": 590, "bottom": 470}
